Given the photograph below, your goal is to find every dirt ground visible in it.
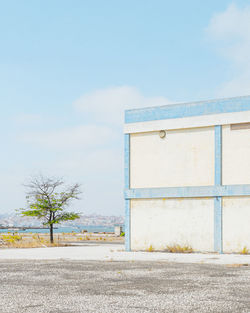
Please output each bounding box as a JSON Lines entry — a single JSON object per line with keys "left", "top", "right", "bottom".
{"left": 0, "top": 232, "right": 123, "bottom": 248}
{"left": 0, "top": 260, "right": 249, "bottom": 313}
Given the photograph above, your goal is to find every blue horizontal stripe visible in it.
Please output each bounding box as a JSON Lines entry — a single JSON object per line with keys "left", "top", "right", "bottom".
{"left": 125, "top": 185, "right": 250, "bottom": 199}
{"left": 125, "top": 95, "right": 250, "bottom": 123}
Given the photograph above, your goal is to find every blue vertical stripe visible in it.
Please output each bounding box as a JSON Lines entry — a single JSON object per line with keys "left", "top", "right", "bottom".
{"left": 124, "top": 134, "right": 131, "bottom": 251}
{"left": 214, "top": 126, "right": 222, "bottom": 185}
{"left": 125, "top": 200, "right": 130, "bottom": 251}
{"left": 214, "top": 197, "right": 223, "bottom": 253}
{"left": 214, "top": 125, "right": 223, "bottom": 253}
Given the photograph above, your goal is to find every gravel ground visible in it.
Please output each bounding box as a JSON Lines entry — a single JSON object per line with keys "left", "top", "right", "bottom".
{"left": 0, "top": 260, "right": 250, "bottom": 313}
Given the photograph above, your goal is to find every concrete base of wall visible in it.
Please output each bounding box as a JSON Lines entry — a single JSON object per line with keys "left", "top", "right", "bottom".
{"left": 130, "top": 197, "right": 250, "bottom": 253}
{"left": 223, "top": 197, "right": 250, "bottom": 253}
{"left": 131, "top": 198, "right": 214, "bottom": 252}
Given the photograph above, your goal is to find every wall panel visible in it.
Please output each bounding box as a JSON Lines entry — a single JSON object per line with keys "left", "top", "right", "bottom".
{"left": 223, "top": 197, "right": 250, "bottom": 252}
{"left": 222, "top": 125, "right": 250, "bottom": 185}
{"left": 131, "top": 198, "right": 214, "bottom": 252}
{"left": 130, "top": 127, "right": 214, "bottom": 188}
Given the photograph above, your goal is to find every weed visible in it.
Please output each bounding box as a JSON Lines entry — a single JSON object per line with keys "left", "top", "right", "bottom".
{"left": 166, "top": 244, "right": 193, "bottom": 253}
{"left": 240, "top": 246, "right": 249, "bottom": 255}
{"left": 1, "top": 234, "right": 22, "bottom": 244}
{"left": 147, "top": 245, "right": 154, "bottom": 252}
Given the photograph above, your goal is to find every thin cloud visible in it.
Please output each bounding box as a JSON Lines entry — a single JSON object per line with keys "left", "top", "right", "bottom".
{"left": 74, "top": 86, "right": 171, "bottom": 125}
{"left": 13, "top": 113, "right": 43, "bottom": 125}
{"left": 207, "top": 3, "right": 250, "bottom": 97}
{"left": 19, "top": 124, "right": 118, "bottom": 150}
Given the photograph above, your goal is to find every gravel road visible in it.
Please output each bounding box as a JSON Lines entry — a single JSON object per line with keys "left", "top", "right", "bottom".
{"left": 0, "top": 260, "right": 249, "bottom": 313}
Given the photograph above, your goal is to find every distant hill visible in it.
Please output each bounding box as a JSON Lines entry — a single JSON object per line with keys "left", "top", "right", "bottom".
{"left": 0, "top": 213, "right": 124, "bottom": 228}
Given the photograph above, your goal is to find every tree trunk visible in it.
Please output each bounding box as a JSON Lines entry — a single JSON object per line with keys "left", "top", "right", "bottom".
{"left": 50, "top": 224, "right": 54, "bottom": 244}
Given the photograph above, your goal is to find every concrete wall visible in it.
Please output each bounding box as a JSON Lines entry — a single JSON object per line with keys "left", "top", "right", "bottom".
{"left": 222, "top": 125, "right": 250, "bottom": 185}
{"left": 221, "top": 126, "right": 250, "bottom": 252}
{"left": 131, "top": 198, "right": 214, "bottom": 252}
{"left": 130, "top": 127, "right": 214, "bottom": 188}
{"left": 223, "top": 197, "right": 250, "bottom": 252}
{"left": 126, "top": 112, "right": 250, "bottom": 252}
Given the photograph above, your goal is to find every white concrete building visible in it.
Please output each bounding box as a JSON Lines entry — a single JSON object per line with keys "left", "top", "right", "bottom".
{"left": 124, "top": 96, "right": 250, "bottom": 253}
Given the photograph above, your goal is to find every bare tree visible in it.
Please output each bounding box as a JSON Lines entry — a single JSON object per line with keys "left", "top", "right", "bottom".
{"left": 19, "top": 175, "right": 81, "bottom": 243}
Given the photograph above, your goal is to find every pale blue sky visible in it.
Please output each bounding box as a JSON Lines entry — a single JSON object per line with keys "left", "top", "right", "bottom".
{"left": 1, "top": 0, "right": 250, "bottom": 215}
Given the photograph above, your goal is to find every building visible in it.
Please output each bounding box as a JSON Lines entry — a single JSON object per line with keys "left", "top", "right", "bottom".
{"left": 114, "top": 224, "right": 124, "bottom": 236}
{"left": 124, "top": 96, "right": 250, "bottom": 253}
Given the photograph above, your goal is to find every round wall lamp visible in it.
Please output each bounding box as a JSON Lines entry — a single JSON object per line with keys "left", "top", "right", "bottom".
{"left": 159, "top": 130, "right": 166, "bottom": 139}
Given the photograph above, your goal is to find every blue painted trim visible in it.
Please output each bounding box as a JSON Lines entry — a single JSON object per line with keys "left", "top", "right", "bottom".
{"left": 214, "top": 197, "right": 223, "bottom": 253}
{"left": 125, "top": 95, "right": 250, "bottom": 123}
{"left": 124, "top": 134, "right": 131, "bottom": 251}
{"left": 214, "top": 126, "right": 222, "bottom": 186}
{"left": 124, "top": 134, "right": 130, "bottom": 189}
{"left": 214, "top": 126, "right": 223, "bottom": 253}
{"left": 125, "top": 200, "right": 130, "bottom": 251}
{"left": 125, "top": 184, "right": 250, "bottom": 199}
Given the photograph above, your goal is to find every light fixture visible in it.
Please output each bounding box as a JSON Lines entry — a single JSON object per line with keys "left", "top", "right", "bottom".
{"left": 159, "top": 130, "right": 166, "bottom": 139}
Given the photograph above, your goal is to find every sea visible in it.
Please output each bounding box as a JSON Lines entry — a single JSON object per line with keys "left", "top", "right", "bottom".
{"left": 0, "top": 225, "right": 115, "bottom": 233}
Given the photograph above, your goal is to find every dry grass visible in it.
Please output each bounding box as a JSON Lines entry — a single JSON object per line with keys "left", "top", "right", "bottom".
{"left": 60, "top": 233, "right": 122, "bottom": 243}
{"left": 0, "top": 232, "right": 123, "bottom": 248}
{"left": 227, "top": 263, "right": 249, "bottom": 268}
{"left": 4, "top": 241, "right": 58, "bottom": 248}
{"left": 166, "top": 244, "right": 193, "bottom": 253}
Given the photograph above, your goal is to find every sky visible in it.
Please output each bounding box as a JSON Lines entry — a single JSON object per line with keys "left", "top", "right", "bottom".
{"left": 1, "top": 0, "right": 250, "bottom": 215}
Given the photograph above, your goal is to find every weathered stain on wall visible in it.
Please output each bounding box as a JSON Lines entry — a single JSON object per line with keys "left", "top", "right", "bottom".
{"left": 131, "top": 198, "right": 214, "bottom": 252}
